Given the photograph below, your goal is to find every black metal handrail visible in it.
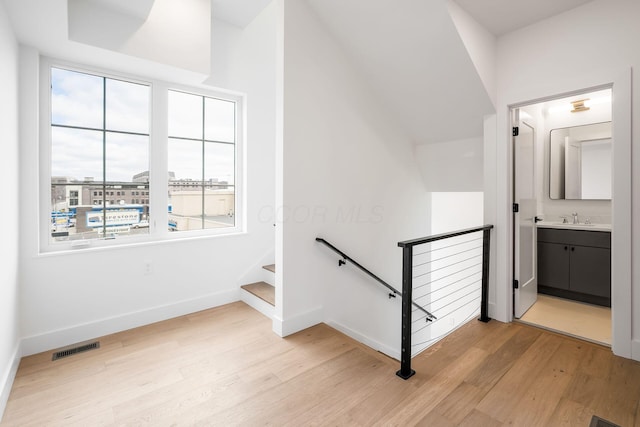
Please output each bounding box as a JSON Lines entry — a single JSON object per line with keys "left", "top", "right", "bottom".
{"left": 315, "top": 238, "right": 436, "bottom": 321}
{"left": 396, "top": 224, "right": 494, "bottom": 380}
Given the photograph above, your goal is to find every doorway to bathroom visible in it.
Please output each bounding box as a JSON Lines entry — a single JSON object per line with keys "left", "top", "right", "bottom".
{"left": 511, "top": 87, "right": 613, "bottom": 346}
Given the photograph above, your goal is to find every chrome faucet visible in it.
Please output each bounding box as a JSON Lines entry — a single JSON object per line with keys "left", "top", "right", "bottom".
{"left": 572, "top": 212, "right": 579, "bottom": 224}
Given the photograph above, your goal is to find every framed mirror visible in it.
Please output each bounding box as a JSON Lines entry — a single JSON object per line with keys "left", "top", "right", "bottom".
{"left": 549, "top": 121, "right": 612, "bottom": 200}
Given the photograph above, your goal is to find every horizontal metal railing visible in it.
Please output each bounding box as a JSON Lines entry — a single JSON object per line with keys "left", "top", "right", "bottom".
{"left": 396, "top": 224, "right": 494, "bottom": 379}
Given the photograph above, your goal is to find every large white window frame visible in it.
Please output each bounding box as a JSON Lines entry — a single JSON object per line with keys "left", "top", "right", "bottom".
{"left": 39, "top": 57, "right": 245, "bottom": 253}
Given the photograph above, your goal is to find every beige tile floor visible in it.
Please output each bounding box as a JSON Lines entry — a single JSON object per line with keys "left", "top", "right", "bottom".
{"left": 518, "top": 294, "right": 611, "bottom": 346}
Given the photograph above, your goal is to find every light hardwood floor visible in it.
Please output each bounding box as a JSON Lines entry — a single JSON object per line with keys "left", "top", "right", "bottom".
{"left": 2, "top": 301, "right": 640, "bottom": 426}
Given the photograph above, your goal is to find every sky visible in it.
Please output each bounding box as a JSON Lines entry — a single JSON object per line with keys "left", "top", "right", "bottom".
{"left": 51, "top": 67, "right": 235, "bottom": 184}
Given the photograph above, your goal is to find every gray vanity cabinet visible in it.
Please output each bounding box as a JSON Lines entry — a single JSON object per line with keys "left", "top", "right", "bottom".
{"left": 537, "top": 241, "right": 570, "bottom": 290}
{"left": 537, "top": 228, "right": 611, "bottom": 307}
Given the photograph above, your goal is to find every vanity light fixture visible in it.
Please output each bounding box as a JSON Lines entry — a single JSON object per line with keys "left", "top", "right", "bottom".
{"left": 570, "top": 98, "right": 590, "bottom": 113}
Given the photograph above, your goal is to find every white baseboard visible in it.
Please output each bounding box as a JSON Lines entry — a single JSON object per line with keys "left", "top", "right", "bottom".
{"left": 0, "top": 342, "right": 21, "bottom": 423}
{"left": 488, "top": 302, "right": 501, "bottom": 321}
{"left": 326, "top": 320, "right": 400, "bottom": 360}
{"left": 21, "top": 289, "right": 239, "bottom": 357}
{"left": 631, "top": 339, "right": 640, "bottom": 362}
{"left": 240, "top": 288, "right": 274, "bottom": 319}
{"left": 272, "top": 306, "right": 323, "bottom": 337}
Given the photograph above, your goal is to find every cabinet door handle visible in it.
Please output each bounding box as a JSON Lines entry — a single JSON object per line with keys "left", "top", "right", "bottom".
{"left": 571, "top": 247, "right": 575, "bottom": 251}
{"left": 564, "top": 246, "right": 568, "bottom": 250}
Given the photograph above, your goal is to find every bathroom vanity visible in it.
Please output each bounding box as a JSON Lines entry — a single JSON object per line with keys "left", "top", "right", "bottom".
{"left": 537, "top": 224, "right": 611, "bottom": 307}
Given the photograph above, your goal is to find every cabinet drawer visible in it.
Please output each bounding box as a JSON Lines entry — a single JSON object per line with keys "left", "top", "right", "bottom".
{"left": 537, "top": 228, "right": 610, "bottom": 249}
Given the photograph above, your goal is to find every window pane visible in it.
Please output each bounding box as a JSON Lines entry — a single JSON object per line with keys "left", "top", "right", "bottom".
{"left": 168, "top": 137, "right": 203, "bottom": 231}
{"left": 204, "top": 142, "right": 234, "bottom": 228}
{"left": 51, "top": 68, "right": 103, "bottom": 129}
{"left": 105, "top": 132, "right": 149, "bottom": 183}
{"left": 203, "top": 188, "right": 234, "bottom": 229}
{"left": 50, "top": 183, "right": 83, "bottom": 241}
{"left": 105, "top": 133, "right": 150, "bottom": 236}
{"left": 168, "top": 138, "right": 202, "bottom": 181}
{"left": 105, "top": 79, "right": 150, "bottom": 134}
{"left": 52, "top": 127, "right": 103, "bottom": 181}
{"left": 204, "top": 97, "right": 235, "bottom": 143}
{"left": 204, "top": 142, "right": 235, "bottom": 186}
{"left": 168, "top": 90, "right": 203, "bottom": 139}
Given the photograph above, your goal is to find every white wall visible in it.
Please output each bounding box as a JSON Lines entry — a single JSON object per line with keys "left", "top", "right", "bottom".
{"left": 0, "top": 0, "right": 20, "bottom": 418}
{"left": 279, "top": 0, "right": 431, "bottom": 355}
{"left": 431, "top": 193, "right": 484, "bottom": 233}
{"left": 415, "top": 137, "right": 484, "bottom": 192}
{"left": 446, "top": 0, "right": 496, "bottom": 108}
{"left": 488, "top": 0, "right": 639, "bottom": 359}
{"left": 17, "top": 4, "right": 276, "bottom": 356}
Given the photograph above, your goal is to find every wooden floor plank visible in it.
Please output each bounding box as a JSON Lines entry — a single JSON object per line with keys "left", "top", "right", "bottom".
{"left": 2, "top": 302, "right": 639, "bottom": 426}
{"left": 549, "top": 398, "right": 596, "bottom": 427}
{"left": 475, "top": 332, "right": 564, "bottom": 422}
{"left": 502, "top": 339, "right": 585, "bottom": 426}
{"left": 464, "top": 325, "right": 541, "bottom": 390}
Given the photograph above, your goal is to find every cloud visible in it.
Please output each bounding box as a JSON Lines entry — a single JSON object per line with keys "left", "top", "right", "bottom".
{"left": 52, "top": 128, "right": 149, "bottom": 182}
{"left": 169, "top": 90, "right": 236, "bottom": 143}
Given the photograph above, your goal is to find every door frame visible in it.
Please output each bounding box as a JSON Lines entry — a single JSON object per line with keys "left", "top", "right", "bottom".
{"left": 500, "top": 69, "right": 632, "bottom": 359}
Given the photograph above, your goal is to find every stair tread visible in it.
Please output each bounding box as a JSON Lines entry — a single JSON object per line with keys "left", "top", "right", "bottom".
{"left": 241, "top": 281, "right": 275, "bottom": 306}
{"left": 262, "top": 264, "right": 276, "bottom": 273}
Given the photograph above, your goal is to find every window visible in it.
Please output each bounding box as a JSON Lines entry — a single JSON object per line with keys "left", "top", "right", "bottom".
{"left": 168, "top": 90, "right": 236, "bottom": 232}
{"left": 43, "top": 60, "right": 243, "bottom": 252}
{"left": 49, "top": 66, "right": 150, "bottom": 243}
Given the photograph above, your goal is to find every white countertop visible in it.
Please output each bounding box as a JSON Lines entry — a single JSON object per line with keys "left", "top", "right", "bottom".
{"left": 536, "top": 221, "right": 611, "bottom": 232}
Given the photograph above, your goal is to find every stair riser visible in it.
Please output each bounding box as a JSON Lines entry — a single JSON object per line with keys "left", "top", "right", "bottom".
{"left": 240, "top": 289, "right": 274, "bottom": 319}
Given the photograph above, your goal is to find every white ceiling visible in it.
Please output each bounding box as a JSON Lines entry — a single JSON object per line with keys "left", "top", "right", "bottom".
{"left": 87, "top": 0, "right": 271, "bottom": 28}
{"left": 61, "top": 0, "right": 599, "bottom": 35}
{"left": 207, "top": 0, "right": 596, "bottom": 35}
{"left": 453, "top": 0, "right": 594, "bottom": 36}
{"left": 86, "top": 0, "right": 155, "bottom": 21}
{"left": 211, "top": 0, "right": 272, "bottom": 27}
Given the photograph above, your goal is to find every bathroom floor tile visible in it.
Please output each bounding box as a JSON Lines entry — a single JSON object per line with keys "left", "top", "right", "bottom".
{"left": 518, "top": 294, "right": 611, "bottom": 346}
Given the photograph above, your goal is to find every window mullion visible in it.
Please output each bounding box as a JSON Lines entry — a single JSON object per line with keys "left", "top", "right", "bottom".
{"left": 201, "top": 95, "right": 206, "bottom": 230}
{"left": 102, "top": 76, "right": 107, "bottom": 237}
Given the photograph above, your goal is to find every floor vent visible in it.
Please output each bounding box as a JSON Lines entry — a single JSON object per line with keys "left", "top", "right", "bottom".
{"left": 590, "top": 416, "right": 621, "bottom": 427}
{"left": 52, "top": 341, "right": 100, "bottom": 361}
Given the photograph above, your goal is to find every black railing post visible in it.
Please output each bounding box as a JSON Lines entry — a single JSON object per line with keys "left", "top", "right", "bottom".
{"left": 396, "top": 245, "right": 415, "bottom": 380}
{"left": 479, "top": 228, "right": 492, "bottom": 323}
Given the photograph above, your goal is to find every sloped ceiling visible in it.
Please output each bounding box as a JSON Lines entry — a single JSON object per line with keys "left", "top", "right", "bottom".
{"left": 305, "top": 0, "right": 495, "bottom": 144}
{"left": 453, "top": 0, "right": 593, "bottom": 36}
{"left": 2, "top": 0, "right": 270, "bottom": 79}
{"left": 86, "top": 0, "right": 155, "bottom": 21}
{"left": 68, "top": 0, "right": 211, "bottom": 74}
{"left": 211, "top": 0, "right": 272, "bottom": 28}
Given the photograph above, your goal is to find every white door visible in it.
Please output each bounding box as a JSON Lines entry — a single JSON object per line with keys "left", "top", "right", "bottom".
{"left": 514, "top": 111, "right": 538, "bottom": 318}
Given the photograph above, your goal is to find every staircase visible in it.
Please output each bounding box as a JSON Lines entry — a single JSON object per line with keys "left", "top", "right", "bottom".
{"left": 240, "top": 264, "right": 275, "bottom": 318}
